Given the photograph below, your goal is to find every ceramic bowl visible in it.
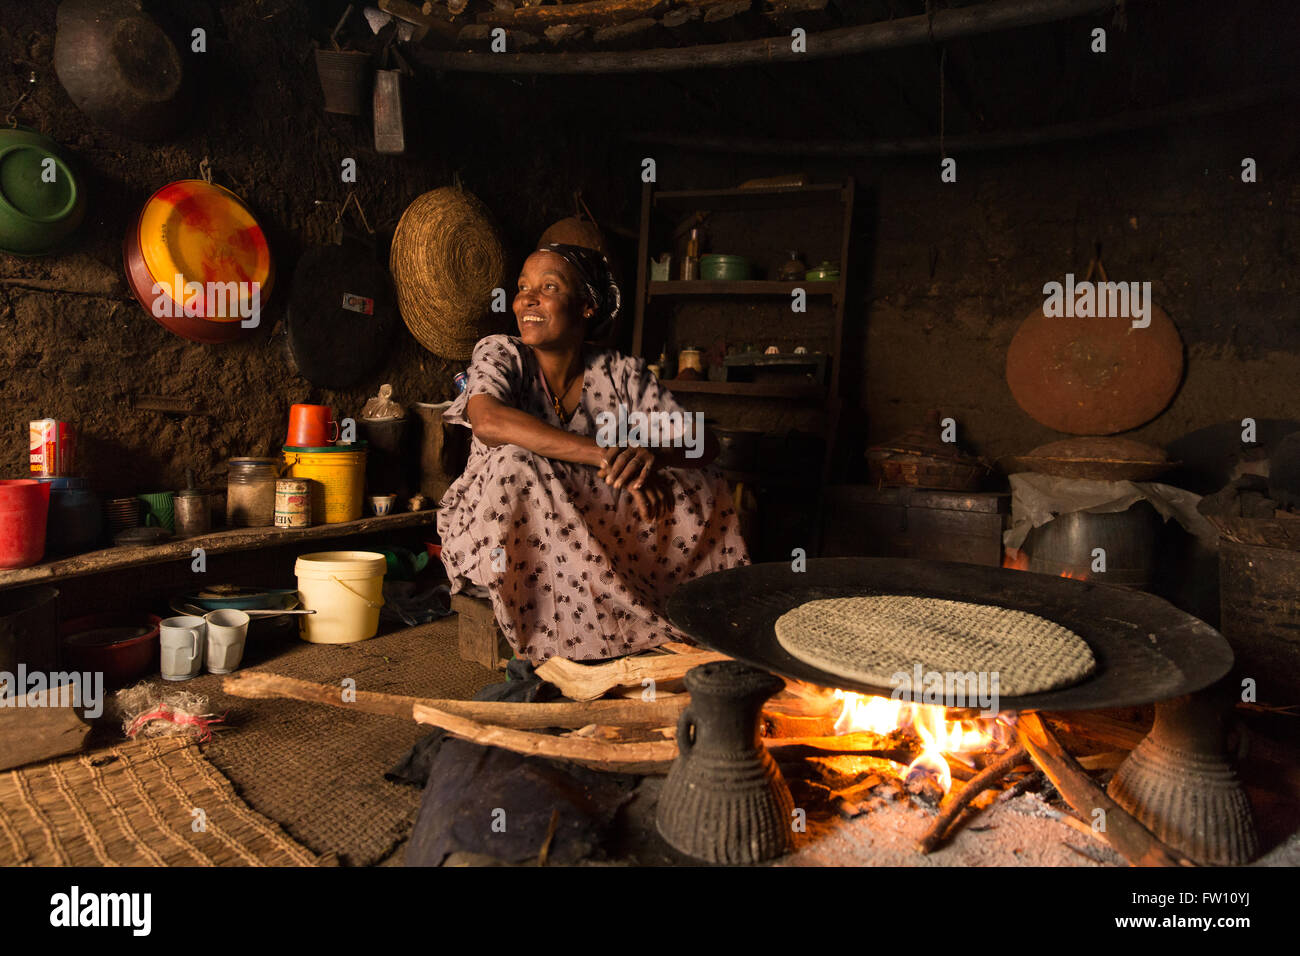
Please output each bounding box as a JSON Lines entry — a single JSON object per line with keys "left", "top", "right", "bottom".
{"left": 0, "top": 127, "right": 86, "bottom": 256}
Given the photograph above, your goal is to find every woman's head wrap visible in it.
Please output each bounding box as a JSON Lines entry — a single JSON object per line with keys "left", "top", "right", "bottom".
{"left": 536, "top": 242, "right": 621, "bottom": 343}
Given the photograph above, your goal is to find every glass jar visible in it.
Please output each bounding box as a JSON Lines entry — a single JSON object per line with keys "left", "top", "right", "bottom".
{"left": 226, "top": 457, "right": 279, "bottom": 527}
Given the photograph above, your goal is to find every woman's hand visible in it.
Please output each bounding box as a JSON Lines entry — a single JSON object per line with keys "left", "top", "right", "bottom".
{"left": 598, "top": 445, "right": 657, "bottom": 491}
{"left": 628, "top": 470, "right": 669, "bottom": 522}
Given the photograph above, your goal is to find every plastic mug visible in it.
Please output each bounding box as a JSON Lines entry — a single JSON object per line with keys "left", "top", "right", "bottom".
{"left": 138, "top": 491, "right": 176, "bottom": 532}
{"left": 159, "top": 616, "right": 206, "bottom": 681}
{"left": 204, "top": 609, "right": 249, "bottom": 675}
{"left": 287, "top": 404, "right": 338, "bottom": 448}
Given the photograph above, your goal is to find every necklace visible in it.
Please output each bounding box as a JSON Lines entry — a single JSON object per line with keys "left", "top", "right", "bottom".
{"left": 548, "top": 370, "right": 582, "bottom": 422}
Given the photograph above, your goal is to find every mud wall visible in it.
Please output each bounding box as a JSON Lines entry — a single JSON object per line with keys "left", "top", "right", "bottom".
{"left": 2, "top": 1, "right": 1296, "bottom": 498}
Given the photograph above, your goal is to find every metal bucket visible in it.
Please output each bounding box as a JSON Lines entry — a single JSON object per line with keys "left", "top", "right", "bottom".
{"left": 314, "top": 49, "right": 370, "bottom": 115}
{"left": 1024, "top": 501, "right": 1160, "bottom": 588}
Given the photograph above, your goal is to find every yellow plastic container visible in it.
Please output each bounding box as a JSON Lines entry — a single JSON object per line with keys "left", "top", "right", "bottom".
{"left": 281, "top": 444, "right": 366, "bottom": 524}
{"left": 295, "top": 551, "right": 386, "bottom": 643}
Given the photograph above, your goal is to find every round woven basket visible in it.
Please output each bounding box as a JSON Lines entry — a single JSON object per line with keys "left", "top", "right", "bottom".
{"left": 390, "top": 187, "right": 506, "bottom": 360}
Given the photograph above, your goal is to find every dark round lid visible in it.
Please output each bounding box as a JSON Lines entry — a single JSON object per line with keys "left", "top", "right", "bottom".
{"left": 288, "top": 242, "right": 398, "bottom": 389}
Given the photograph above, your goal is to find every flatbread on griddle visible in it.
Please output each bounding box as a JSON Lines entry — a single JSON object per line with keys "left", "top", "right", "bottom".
{"left": 774, "top": 595, "right": 1096, "bottom": 697}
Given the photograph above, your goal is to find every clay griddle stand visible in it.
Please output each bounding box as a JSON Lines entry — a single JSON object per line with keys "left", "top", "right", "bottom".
{"left": 666, "top": 557, "right": 1257, "bottom": 865}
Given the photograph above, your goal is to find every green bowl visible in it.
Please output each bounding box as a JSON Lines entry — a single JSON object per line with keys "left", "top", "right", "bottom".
{"left": 0, "top": 127, "right": 86, "bottom": 256}
{"left": 700, "top": 254, "right": 753, "bottom": 281}
{"left": 805, "top": 260, "right": 840, "bottom": 282}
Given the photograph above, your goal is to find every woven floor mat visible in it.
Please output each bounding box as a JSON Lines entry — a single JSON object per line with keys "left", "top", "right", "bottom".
{"left": 0, "top": 736, "right": 336, "bottom": 867}
{"left": 173, "top": 617, "right": 494, "bottom": 867}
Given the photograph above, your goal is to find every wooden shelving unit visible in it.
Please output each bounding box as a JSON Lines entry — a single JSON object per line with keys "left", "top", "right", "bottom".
{"left": 0, "top": 510, "right": 440, "bottom": 591}
{"left": 631, "top": 177, "right": 855, "bottom": 491}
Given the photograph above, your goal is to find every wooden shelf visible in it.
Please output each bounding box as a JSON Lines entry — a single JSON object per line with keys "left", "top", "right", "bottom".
{"left": 652, "top": 183, "right": 846, "bottom": 212}
{"left": 647, "top": 280, "right": 837, "bottom": 297}
{"left": 0, "top": 510, "right": 441, "bottom": 591}
{"left": 660, "top": 379, "right": 825, "bottom": 399}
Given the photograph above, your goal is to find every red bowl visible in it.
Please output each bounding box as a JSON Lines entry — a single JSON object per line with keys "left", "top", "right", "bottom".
{"left": 61, "top": 612, "right": 162, "bottom": 688}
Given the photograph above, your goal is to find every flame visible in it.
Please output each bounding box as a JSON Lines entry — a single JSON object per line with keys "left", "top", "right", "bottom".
{"left": 1003, "top": 549, "right": 1087, "bottom": 580}
{"left": 1002, "top": 549, "right": 1030, "bottom": 571}
{"left": 831, "top": 690, "right": 1011, "bottom": 793}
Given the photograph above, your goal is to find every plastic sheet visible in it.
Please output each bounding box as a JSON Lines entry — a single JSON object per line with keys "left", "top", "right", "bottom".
{"left": 1004, "top": 474, "right": 1219, "bottom": 552}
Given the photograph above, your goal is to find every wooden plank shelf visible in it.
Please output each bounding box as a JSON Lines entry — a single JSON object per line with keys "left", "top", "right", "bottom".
{"left": 647, "top": 280, "right": 837, "bottom": 297}
{"left": 660, "top": 380, "right": 826, "bottom": 398}
{"left": 0, "top": 510, "right": 441, "bottom": 591}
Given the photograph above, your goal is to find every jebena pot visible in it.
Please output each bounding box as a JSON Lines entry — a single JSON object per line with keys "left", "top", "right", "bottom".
{"left": 656, "top": 660, "right": 794, "bottom": 864}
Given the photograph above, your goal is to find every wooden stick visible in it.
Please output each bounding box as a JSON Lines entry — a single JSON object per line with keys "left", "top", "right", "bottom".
{"left": 221, "top": 670, "right": 687, "bottom": 728}
{"left": 1043, "top": 711, "right": 1148, "bottom": 751}
{"left": 763, "top": 731, "right": 910, "bottom": 755}
{"left": 916, "top": 744, "right": 1027, "bottom": 854}
{"left": 1017, "top": 713, "right": 1195, "bottom": 867}
{"left": 476, "top": 0, "right": 667, "bottom": 28}
{"left": 534, "top": 650, "right": 730, "bottom": 700}
{"left": 411, "top": 702, "right": 675, "bottom": 774}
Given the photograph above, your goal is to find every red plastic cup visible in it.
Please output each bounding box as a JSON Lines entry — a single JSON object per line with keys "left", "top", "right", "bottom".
{"left": 0, "top": 479, "right": 52, "bottom": 569}
{"left": 287, "top": 404, "right": 338, "bottom": 447}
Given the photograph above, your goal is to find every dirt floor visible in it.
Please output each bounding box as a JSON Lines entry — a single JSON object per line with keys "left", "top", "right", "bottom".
{"left": 81, "top": 609, "right": 1295, "bottom": 867}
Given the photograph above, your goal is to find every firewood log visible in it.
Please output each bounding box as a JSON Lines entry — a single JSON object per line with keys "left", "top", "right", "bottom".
{"left": 534, "top": 649, "right": 730, "bottom": 700}
{"left": 221, "top": 671, "right": 687, "bottom": 728}
{"left": 411, "top": 702, "right": 675, "bottom": 774}
{"left": 1017, "top": 713, "right": 1195, "bottom": 867}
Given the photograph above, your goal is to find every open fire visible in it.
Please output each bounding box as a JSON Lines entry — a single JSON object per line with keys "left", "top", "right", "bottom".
{"left": 831, "top": 690, "right": 1014, "bottom": 793}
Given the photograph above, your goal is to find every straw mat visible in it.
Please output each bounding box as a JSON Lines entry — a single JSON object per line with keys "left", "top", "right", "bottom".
{"left": 0, "top": 737, "right": 335, "bottom": 867}
{"left": 195, "top": 617, "right": 493, "bottom": 866}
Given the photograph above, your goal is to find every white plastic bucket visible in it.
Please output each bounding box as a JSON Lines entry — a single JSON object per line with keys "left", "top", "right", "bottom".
{"left": 295, "top": 550, "right": 387, "bottom": 644}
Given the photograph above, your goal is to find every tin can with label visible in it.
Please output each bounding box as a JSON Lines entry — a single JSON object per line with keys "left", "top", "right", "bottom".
{"left": 453, "top": 371, "right": 468, "bottom": 394}
{"left": 29, "top": 420, "right": 76, "bottom": 477}
{"left": 274, "top": 478, "right": 312, "bottom": 529}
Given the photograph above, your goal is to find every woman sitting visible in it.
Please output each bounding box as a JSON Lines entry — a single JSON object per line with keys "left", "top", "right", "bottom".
{"left": 437, "top": 243, "right": 750, "bottom": 662}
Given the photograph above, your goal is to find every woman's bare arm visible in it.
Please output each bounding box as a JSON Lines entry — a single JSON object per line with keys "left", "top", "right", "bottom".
{"left": 466, "top": 394, "right": 605, "bottom": 467}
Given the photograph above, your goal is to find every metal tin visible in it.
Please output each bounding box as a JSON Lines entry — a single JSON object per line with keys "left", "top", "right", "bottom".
{"left": 453, "top": 371, "right": 468, "bottom": 393}
{"left": 29, "top": 419, "right": 76, "bottom": 477}
{"left": 174, "top": 490, "right": 211, "bottom": 538}
{"left": 274, "top": 478, "right": 312, "bottom": 529}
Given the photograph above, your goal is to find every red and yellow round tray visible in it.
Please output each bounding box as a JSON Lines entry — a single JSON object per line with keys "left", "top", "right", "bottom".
{"left": 124, "top": 180, "right": 274, "bottom": 343}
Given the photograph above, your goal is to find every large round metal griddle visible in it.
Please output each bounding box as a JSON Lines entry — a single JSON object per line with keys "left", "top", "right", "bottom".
{"left": 665, "top": 558, "right": 1233, "bottom": 713}
{"left": 1005, "top": 303, "right": 1183, "bottom": 435}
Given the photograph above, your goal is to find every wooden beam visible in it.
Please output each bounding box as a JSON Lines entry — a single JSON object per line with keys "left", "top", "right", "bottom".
{"left": 627, "top": 84, "right": 1299, "bottom": 155}
{"left": 410, "top": 0, "right": 1141, "bottom": 74}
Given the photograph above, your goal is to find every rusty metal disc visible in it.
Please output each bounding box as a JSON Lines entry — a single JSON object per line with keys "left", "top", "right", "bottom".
{"left": 1006, "top": 303, "right": 1183, "bottom": 435}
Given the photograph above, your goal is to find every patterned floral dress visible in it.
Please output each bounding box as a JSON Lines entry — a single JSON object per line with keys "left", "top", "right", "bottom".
{"left": 437, "top": 334, "right": 751, "bottom": 662}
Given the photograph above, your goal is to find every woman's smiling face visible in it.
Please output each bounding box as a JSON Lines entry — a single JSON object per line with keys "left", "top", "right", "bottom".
{"left": 514, "top": 251, "right": 592, "bottom": 349}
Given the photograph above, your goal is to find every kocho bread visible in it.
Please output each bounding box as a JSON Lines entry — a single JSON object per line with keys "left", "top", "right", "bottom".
{"left": 774, "top": 595, "right": 1096, "bottom": 696}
